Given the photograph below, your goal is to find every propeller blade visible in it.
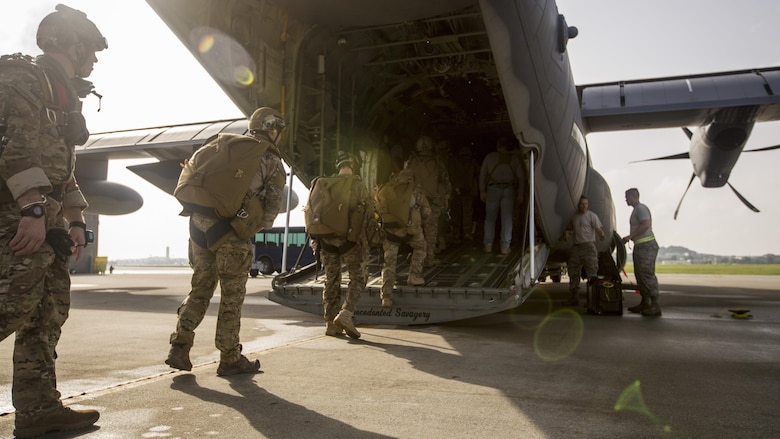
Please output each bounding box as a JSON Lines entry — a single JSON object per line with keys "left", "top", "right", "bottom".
{"left": 674, "top": 173, "right": 696, "bottom": 220}
{"left": 682, "top": 127, "right": 693, "bottom": 139}
{"left": 726, "top": 182, "right": 760, "bottom": 213}
{"left": 744, "top": 143, "right": 780, "bottom": 153}
{"left": 630, "top": 152, "right": 690, "bottom": 164}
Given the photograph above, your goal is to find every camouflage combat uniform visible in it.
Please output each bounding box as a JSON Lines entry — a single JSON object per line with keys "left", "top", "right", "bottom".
{"left": 380, "top": 176, "right": 430, "bottom": 302}
{"left": 169, "top": 145, "right": 285, "bottom": 363}
{"left": 629, "top": 203, "right": 659, "bottom": 299}
{"left": 0, "top": 54, "right": 90, "bottom": 418}
{"left": 404, "top": 151, "right": 450, "bottom": 264}
{"left": 567, "top": 209, "right": 604, "bottom": 296}
{"left": 316, "top": 175, "right": 372, "bottom": 322}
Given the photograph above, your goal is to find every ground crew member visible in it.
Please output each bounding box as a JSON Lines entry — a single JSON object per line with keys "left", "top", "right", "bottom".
{"left": 378, "top": 169, "right": 429, "bottom": 307}
{"left": 165, "top": 107, "right": 286, "bottom": 375}
{"left": 562, "top": 195, "right": 605, "bottom": 306}
{"left": 0, "top": 5, "right": 107, "bottom": 437}
{"left": 622, "top": 188, "right": 661, "bottom": 316}
{"left": 309, "top": 152, "right": 372, "bottom": 339}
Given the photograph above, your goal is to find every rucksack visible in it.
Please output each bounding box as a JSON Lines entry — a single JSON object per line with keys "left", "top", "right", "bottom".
{"left": 174, "top": 133, "right": 271, "bottom": 219}
{"left": 405, "top": 154, "right": 439, "bottom": 198}
{"left": 304, "top": 174, "right": 364, "bottom": 242}
{"left": 0, "top": 53, "right": 70, "bottom": 139}
{"left": 375, "top": 178, "right": 413, "bottom": 229}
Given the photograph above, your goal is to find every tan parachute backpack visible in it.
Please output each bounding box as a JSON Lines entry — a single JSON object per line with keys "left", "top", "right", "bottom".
{"left": 375, "top": 175, "right": 414, "bottom": 230}
{"left": 174, "top": 133, "right": 270, "bottom": 221}
{"left": 304, "top": 174, "right": 364, "bottom": 242}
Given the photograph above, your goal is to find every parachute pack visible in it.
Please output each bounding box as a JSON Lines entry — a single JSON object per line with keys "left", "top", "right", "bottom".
{"left": 304, "top": 174, "right": 364, "bottom": 242}
{"left": 375, "top": 178, "right": 413, "bottom": 230}
{"left": 405, "top": 155, "right": 439, "bottom": 198}
{"left": 0, "top": 53, "right": 68, "bottom": 138}
{"left": 174, "top": 133, "right": 270, "bottom": 221}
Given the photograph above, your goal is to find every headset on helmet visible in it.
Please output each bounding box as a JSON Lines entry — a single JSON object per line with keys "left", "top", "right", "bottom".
{"left": 415, "top": 135, "right": 434, "bottom": 154}
{"left": 37, "top": 4, "right": 108, "bottom": 53}
{"left": 249, "top": 107, "right": 286, "bottom": 132}
{"left": 335, "top": 151, "right": 360, "bottom": 171}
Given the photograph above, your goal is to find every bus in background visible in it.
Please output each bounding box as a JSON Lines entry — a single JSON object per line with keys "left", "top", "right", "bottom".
{"left": 250, "top": 226, "right": 315, "bottom": 277}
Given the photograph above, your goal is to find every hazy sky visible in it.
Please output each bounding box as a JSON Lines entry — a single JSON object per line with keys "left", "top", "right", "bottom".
{"left": 2, "top": 0, "right": 779, "bottom": 258}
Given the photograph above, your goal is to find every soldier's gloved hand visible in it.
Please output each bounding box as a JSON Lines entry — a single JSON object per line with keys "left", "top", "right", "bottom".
{"left": 46, "top": 228, "right": 74, "bottom": 262}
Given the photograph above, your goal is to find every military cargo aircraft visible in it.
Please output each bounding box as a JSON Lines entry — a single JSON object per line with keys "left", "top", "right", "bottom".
{"left": 579, "top": 68, "right": 780, "bottom": 219}
{"left": 75, "top": 0, "right": 780, "bottom": 324}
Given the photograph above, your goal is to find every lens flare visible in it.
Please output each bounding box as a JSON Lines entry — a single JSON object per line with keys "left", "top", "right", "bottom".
{"left": 234, "top": 66, "right": 255, "bottom": 86}
{"left": 614, "top": 380, "right": 671, "bottom": 432}
{"left": 508, "top": 287, "right": 554, "bottom": 331}
{"left": 198, "top": 35, "right": 215, "bottom": 54}
{"left": 533, "top": 308, "right": 583, "bottom": 361}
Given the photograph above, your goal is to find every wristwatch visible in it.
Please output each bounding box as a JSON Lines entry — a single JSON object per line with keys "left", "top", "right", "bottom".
{"left": 21, "top": 203, "right": 47, "bottom": 218}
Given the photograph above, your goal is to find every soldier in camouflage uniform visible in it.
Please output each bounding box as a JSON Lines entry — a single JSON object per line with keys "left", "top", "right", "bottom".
{"left": 166, "top": 107, "right": 287, "bottom": 376}
{"left": 404, "top": 135, "right": 451, "bottom": 266}
{"left": 0, "top": 5, "right": 107, "bottom": 437}
{"left": 378, "top": 169, "right": 430, "bottom": 308}
{"left": 310, "top": 152, "right": 372, "bottom": 339}
{"left": 621, "top": 188, "right": 661, "bottom": 317}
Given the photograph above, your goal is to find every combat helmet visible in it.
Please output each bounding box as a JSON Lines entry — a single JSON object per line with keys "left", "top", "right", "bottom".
{"left": 415, "top": 135, "right": 434, "bottom": 154}
{"left": 37, "top": 4, "right": 108, "bottom": 54}
{"left": 249, "top": 107, "right": 286, "bottom": 132}
{"left": 335, "top": 151, "right": 361, "bottom": 171}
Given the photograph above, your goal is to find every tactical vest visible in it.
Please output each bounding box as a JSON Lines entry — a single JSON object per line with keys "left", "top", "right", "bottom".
{"left": 0, "top": 53, "right": 85, "bottom": 146}
{"left": 304, "top": 174, "right": 365, "bottom": 243}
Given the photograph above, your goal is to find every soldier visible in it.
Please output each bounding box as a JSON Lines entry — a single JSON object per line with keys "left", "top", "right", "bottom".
{"left": 376, "top": 169, "right": 430, "bottom": 307}
{"left": 165, "top": 107, "right": 287, "bottom": 375}
{"left": 307, "top": 152, "right": 373, "bottom": 339}
{"left": 0, "top": 5, "right": 107, "bottom": 437}
{"left": 448, "top": 145, "right": 478, "bottom": 241}
{"left": 404, "top": 135, "right": 451, "bottom": 266}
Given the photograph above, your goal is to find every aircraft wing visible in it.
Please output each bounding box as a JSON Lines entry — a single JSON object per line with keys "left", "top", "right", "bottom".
{"left": 578, "top": 66, "right": 780, "bottom": 133}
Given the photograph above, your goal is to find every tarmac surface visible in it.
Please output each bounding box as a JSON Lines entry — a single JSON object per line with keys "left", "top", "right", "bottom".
{"left": 1, "top": 268, "right": 779, "bottom": 438}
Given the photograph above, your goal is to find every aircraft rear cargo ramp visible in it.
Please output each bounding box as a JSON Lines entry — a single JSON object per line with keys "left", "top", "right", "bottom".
{"left": 268, "top": 243, "right": 535, "bottom": 325}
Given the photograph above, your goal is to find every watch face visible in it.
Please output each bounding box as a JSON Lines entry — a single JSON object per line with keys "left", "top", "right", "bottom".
{"left": 22, "top": 204, "right": 46, "bottom": 218}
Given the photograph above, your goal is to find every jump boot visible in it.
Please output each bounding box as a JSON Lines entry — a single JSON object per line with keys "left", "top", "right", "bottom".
{"left": 381, "top": 296, "right": 393, "bottom": 308}
{"left": 217, "top": 354, "right": 261, "bottom": 376}
{"left": 326, "top": 321, "right": 344, "bottom": 336}
{"left": 14, "top": 407, "right": 100, "bottom": 438}
{"left": 407, "top": 272, "right": 425, "bottom": 286}
{"left": 333, "top": 309, "right": 361, "bottom": 339}
{"left": 641, "top": 296, "right": 662, "bottom": 317}
{"left": 165, "top": 343, "right": 193, "bottom": 371}
{"left": 628, "top": 294, "right": 650, "bottom": 314}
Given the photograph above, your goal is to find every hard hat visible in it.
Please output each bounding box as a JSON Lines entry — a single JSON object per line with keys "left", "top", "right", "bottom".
{"left": 37, "top": 4, "right": 108, "bottom": 53}
{"left": 415, "top": 135, "right": 434, "bottom": 154}
{"left": 249, "top": 107, "right": 286, "bottom": 132}
{"left": 335, "top": 151, "right": 360, "bottom": 171}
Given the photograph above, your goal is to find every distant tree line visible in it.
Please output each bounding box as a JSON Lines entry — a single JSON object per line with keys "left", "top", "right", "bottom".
{"left": 656, "top": 246, "right": 780, "bottom": 264}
